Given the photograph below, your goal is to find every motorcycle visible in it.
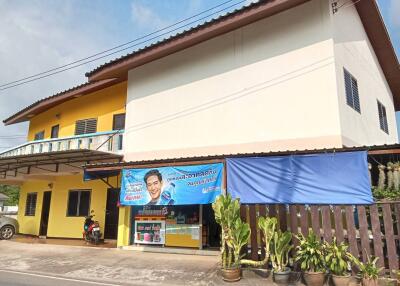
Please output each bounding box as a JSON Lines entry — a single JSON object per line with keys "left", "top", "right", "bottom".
{"left": 83, "top": 211, "right": 101, "bottom": 245}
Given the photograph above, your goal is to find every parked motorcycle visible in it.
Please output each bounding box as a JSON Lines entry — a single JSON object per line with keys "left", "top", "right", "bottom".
{"left": 83, "top": 211, "right": 101, "bottom": 245}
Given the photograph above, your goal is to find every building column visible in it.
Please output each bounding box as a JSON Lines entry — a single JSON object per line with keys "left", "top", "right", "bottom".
{"left": 117, "top": 206, "right": 131, "bottom": 247}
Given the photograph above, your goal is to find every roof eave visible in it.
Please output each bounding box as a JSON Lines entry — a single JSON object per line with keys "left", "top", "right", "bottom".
{"left": 355, "top": 0, "right": 400, "bottom": 111}
{"left": 3, "top": 78, "right": 122, "bottom": 125}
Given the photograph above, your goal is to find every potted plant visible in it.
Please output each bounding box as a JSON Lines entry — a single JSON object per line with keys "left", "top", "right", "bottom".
{"left": 295, "top": 230, "right": 326, "bottom": 286}
{"left": 324, "top": 238, "right": 352, "bottom": 286}
{"left": 212, "top": 194, "right": 249, "bottom": 282}
{"left": 350, "top": 254, "right": 383, "bottom": 286}
{"left": 271, "top": 229, "right": 293, "bottom": 284}
{"left": 240, "top": 216, "right": 277, "bottom": 268}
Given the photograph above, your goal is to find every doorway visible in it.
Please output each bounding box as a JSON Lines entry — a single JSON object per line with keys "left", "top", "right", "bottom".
{"left": 104, "top": 188, "right": 120, "bottom": 239}
{"left": 202, "top": 204, "right": 221, "bottom": 248}
{"left": 39, "top": 191, "right": 52, "bottom": 236}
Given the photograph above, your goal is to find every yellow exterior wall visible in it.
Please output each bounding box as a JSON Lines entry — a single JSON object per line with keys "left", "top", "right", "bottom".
{"left": 117, "top": 206, "right": 131, "bottom": 247}
{"left": 28, "top": 81, "right": 127, "bottom": 141}
{"left": 18, "top": 175, "right": 120, "bottom": 239}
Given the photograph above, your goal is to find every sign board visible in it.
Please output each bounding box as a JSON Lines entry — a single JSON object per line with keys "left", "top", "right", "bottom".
{"left": 120, "top": 163, "right": 223, "bottom": 205}
{"left": 134, "top": 220, "right": 165, "bottom": 245}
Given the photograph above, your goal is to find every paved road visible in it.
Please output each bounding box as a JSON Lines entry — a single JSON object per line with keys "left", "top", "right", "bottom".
{"left": 0, "top": 240, "right": 221, "bottom": 286}
{"left": 0, "top": 240, "right": 311, "bottom": 286}
{"left": 0, "top": 269, "right": 124, "bottom": 286}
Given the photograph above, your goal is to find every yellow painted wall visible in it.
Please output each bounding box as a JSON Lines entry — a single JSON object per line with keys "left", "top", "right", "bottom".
{"left": 117, "top": 206, "right": 131, "bottom": 247}
{"left": 18, "top": 175, "right": 120, "bottom": 239}
{"left": 28, "top": 81, "right": 127, "bottom": 141}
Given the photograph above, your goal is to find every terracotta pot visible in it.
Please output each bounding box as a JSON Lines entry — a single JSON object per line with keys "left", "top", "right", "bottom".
{"left": 331, "top": 274, "right": 351, "bottom": 286}
{"left": 221, "top": 267, "right": 241, "bottom": 282}
{"left": 362, "top": 278, "right": 378, "bottom": 286}
{"left": 303, "top": 271, "right": 325, "bottom": 286}
{"left": 273, "top": 267, "right": 291, "bottom": 285}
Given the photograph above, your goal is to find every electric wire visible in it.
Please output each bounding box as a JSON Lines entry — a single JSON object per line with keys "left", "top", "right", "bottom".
{"left": 0, "top": 0, "right": 250, "bottom": 91}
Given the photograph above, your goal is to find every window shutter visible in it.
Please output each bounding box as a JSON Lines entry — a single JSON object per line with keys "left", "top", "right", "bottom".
{"left": 85, "top": 119, "right": 97, "bottom": 134}
{"left": 25, "top": 193, "right": 37, "bottom": 216}
{"left": 351, "top": 77, "right": 360, "bottom": 112}
{"left": 75, "top": 118, "right": 97, "bottom": 135}
{"left": 377, "top": 100, "right": 389, "bottom": 134}
{"left": 344, "top": 69, "right": 353, "bottom": 107}
{"left": 75, "top": 120, "right": 86, "bottom": 135}
{"left": 343, "top": 68, "right": 361, "bottom": 113}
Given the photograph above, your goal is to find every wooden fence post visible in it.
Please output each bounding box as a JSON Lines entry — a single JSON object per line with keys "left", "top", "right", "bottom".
{"left": 382, "top": 203, "right": 399, "bottom": 278}
{"left": 310, "top": 205, "right": 321, "bottom": 240}
{"left": 321, "top": 206, "right": 332, "bottom": 243}
{"left": 357, "top": 205, "right": 371, "bottom": 261}
{"left": 369, "top": 204, "right": 384, "bottom": 270}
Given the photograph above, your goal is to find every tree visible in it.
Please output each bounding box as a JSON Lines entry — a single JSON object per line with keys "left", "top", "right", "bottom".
{"left": 0, "top": 185, "right": 20, "bottom": 206}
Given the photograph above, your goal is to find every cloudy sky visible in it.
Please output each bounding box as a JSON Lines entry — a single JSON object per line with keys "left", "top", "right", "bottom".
{"left": 0, "top": 0, "right": 399, "bottom": 151}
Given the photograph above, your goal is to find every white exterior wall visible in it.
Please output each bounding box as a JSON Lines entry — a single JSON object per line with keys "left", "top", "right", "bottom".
{"left": 125, "top": 0, "right": 343, "bottom": 161}
{"left": 332, "top": 4, "right": 398, "bottom": 146}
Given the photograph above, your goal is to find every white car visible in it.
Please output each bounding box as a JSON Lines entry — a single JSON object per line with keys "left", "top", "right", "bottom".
{"left": 0, "top": 215, "right": 18, "bottom": 240}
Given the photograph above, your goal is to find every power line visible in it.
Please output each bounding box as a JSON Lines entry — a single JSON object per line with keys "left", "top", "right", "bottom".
{"left": 0, "top": 0, "right": 249, "bottom": 91}
{"left": 0, "top": 135, "right": 26, "bottom": 139}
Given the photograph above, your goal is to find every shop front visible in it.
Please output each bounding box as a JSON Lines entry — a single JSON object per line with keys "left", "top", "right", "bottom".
{"left": 121, "top": 163, "right": 223, "bottom": 249}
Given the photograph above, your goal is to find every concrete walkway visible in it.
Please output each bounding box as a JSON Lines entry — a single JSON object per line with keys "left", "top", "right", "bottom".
{"left": 0, "top": 240, "right": 225, "bottom": 286}
{"left": 0, "top": 240, "right": 373, "bottom": 286}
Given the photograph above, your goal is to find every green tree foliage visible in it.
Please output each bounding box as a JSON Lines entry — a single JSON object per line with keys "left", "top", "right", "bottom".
{"left": 0, "top": 185, "right": 20, "bottom": 206}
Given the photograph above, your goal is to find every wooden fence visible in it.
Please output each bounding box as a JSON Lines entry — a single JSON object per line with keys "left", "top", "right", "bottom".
{"left": 240, "top": 202, "right": 400, "bottom": 277}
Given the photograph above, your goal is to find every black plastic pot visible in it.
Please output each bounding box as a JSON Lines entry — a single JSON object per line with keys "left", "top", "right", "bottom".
{"left": 273, "top": 267, "right": 291, "bottom": 284}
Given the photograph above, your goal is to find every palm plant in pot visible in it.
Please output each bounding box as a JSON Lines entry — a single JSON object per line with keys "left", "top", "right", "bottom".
{"left": 324, "top": 238, "right": 352, "bottom": 286}
{"left": 295, "top": 230, "right": 326, "bottom": 286}
{"left": 271, "top": 229, "right": 293, "bottom": 284}
{"left": 212, "top": 194, "right": 250, "bottom": 282}
{"left": 350, "top": 254, "right": 383, "bottom": 286}
{"left": 240, "top": 216, "right": 277, "bottom": 268}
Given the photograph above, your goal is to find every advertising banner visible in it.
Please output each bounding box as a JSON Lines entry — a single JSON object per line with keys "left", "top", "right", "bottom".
{"left": 134, "top": 221, "right": 165, "bottom": 245}
{"left": 120, "top": 163, "right": 223, "bottom": 205}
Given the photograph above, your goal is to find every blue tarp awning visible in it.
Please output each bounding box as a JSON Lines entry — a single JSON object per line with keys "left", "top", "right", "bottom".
{"left": 226, "top": 151, "right": 372, "bottom": 204}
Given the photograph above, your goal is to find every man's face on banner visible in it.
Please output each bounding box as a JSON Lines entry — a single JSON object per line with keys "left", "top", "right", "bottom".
{"left": 146, "top": 175, "right": 162, "bottom": 202}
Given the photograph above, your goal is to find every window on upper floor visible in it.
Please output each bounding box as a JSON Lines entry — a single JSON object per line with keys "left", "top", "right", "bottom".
{"left": 25, "top": 192, "right": 37, "bottom": 216}
{"left": 377, "top": 100, "right": 389, "bottom": 134}
{"left": 67, "top": 190, "right": 91, "bottom": 217}
{"left": 51, "top": 125, "right": 59, "bottom": 138}
{"left": 113, "top": 113, "right": 125, "bottom": 130}
{"left": 34, "top": 131, "right": 45, "bottom": 141}
{"left": 344, "top": 68, "right": 361, "bottom": 113}
{"left": 75, "top": 118, "right": 97, "bottom": 135}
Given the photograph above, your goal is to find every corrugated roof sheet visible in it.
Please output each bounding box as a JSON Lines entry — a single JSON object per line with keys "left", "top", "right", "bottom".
{"left": 84, "top": 143, "right": 400, "bottom": 170}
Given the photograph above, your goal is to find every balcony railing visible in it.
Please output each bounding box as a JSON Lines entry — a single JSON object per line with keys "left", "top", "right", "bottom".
{"left": 0, "top": 130, "right": 123, "bottom": 158}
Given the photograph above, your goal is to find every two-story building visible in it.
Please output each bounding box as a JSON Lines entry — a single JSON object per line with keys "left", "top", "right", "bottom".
{"left": 2, "top": 0, "right": 399, "bottom": 249}
{"left": 0, "top": 79, "right": 127, "bottom": 241}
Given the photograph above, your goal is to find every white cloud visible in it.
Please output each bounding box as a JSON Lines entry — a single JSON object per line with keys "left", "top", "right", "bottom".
{"left": 0, "top": 1, "right": 118, "bottom": 149}
{"left": 389, "top": 0, "right": 400, "bottom": 27}
{"left": 130, "top": 1, "right": 169, "bottom": 31}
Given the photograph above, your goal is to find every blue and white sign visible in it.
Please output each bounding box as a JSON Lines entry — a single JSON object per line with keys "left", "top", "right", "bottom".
{"left": 120, "top": 163, "right": 224, "bottom": 205}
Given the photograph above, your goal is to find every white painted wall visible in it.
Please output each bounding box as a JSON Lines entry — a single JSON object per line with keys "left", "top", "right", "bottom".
{"left": 332, "top": 3, "right": 398, "bottom": 146}
{"left": 124, "top": 0, "right": 343, "bottom": 161}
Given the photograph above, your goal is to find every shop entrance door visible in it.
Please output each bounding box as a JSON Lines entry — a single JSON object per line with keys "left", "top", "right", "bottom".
{"left": 39, "top": 191, "right": 52, "bottom": 236}
{"left": 104, "top": 188, "right": 120, "bottom": 239}
{"left": 202, "top": 204, "right": 221, "bottom": 248}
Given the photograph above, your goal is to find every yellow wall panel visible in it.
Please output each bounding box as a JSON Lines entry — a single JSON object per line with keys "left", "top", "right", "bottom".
{"left": 117, "top": 206, "right": 131, "bottom": 247}
{"left": 28, "top": 81, "right": 127, "bottom": 141}
{"left": 18, "top": 175, "right": 119, "bottom": 239}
